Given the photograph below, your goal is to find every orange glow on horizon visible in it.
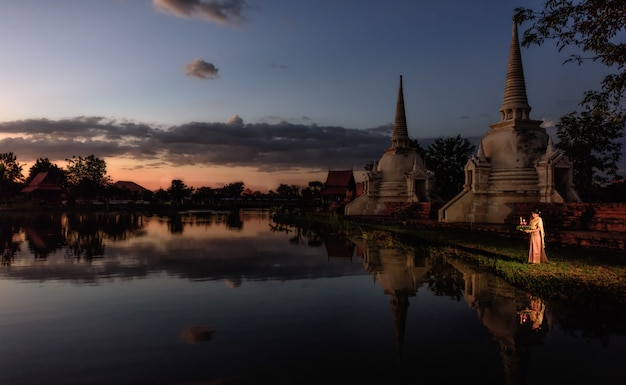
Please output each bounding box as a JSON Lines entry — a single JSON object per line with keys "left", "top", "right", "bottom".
{"left": 105, "top": 159, "right": 331, "bottom": 192}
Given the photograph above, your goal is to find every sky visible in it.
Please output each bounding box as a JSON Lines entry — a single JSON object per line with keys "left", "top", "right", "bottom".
{"left": 0, "top": 0, "right": 618, "bottom": 192}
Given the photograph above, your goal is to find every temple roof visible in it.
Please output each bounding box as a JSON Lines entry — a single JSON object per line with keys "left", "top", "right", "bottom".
{"left": 21, "top": 172, "right": 63, "bottom": 193}
{"left": 391, "top": 75, "right": 411, "bottom": 149}
{"left": 323, "top": 170, "right": 355, "bottom": 187}
{"left": 499, "top": 22, "right": 532, "bottom": 121}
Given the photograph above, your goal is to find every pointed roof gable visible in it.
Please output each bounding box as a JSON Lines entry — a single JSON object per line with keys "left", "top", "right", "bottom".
{"left": 391, "top": 75, "right": 411, "bottom": 149}
{"left": 21, "top": 172, "right": 63, "bottom": 193}
{"left": 324, "top": 170, "right": 355, "bottom": 187}
{"left": 321, "top": 170, "right": 356, "bottom": 196}
{"left": 499, "top": 22, "right": 532, "bottom": 121}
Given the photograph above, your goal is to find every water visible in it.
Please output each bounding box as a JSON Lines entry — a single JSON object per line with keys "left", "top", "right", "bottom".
{"left": 0, "top": 209, "right": 623, "bottom": 385}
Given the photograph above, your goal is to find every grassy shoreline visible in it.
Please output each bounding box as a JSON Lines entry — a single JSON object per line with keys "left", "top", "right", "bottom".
{"left": 273, "top": 212, "right": 626, "bottom": 314}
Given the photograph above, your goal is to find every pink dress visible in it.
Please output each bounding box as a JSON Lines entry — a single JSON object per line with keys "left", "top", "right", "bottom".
{"left": 528, "top": 217, "right": 548, "bottom": 264}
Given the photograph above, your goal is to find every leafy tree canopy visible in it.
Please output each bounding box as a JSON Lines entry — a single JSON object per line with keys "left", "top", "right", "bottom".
{"left": 514, "top": 1, "right": 625, "bottom": 113}
{"left": 424, "top": 135, "right": 475, "bottom": 201}
{"left": 168, "top": 179, "right": 194, "bottom": 205}
{"left": 556, "top": 99, "right": 624, "bottom": 195}
{"left": 0, "top": 152, "right": 25, "bottom": 200}
{"left": 220, "top": 181, "right": 245, "bottom": 198}
{"left": 0, "top": 152, "right": 24, "bottom": 185}
{"left": 65, "top": 155, "right": 111, "bottom": 199}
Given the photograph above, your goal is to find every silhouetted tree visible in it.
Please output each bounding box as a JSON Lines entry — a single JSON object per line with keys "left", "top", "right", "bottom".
{"left": 219, "top": 181, "right": 244, "bottom": 199}
{"left": 424, "top": 135, "right": 475, "bottom": 201}
{"left": 65, "top": 155, "right": 111, "bottom": 201}
{"left": 192, "top": 186, "right": 216, "bottom": 206}
{"left": 0, "top": 152, "right": 25, "bottom": 202}
{"left": 276, "top": 184, "right": 300, "bottom": 199}
{"left": 168, "top": 179, "right": 193, "bottom": 207}
{"left": 301, "top": 180, "right": 324, "bottom": 204}
{"left": 556, "top": 100, "right": 624, "bottom": 200}
{"left": 410, "top": 139, "right": 426, "bottom": 159}
{"left": 153, "top": 188, "right": 169, "bottom": 204}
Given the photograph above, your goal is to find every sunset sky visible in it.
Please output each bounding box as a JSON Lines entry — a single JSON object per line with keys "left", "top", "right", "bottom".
{"left": 0, "top": 0, "right": 615, "bottom": 192}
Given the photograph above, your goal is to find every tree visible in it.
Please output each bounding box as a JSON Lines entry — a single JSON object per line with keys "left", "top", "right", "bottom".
{"left": 423, "top": 135, "right": 475, "bottom": 201}
{"left": 301, "top": 180, "right": 324, "bottom": 203}
{"left": 153, "top": 188, "right": 169, "bottom": 204}
{"left": 219, "top": 182, "right": 244, "bottom": 199}
{"left": 168, "top": 179, "right": 193, "bottom": 207}
{"left": 26, "top": 158, "right": 67, "bottom": 188}
{"left": 65, "top": 155, "right": 111, "bottom": 200}
{"left": 276, "top": 184, "right": 300, "bottom": 199}
{"left": 0, "top": 152, "right": 25, "bottom": 201}
{"left": 514, "top": 1, "right": 626, "bottom": 114}
{"left": 192, "top": 186, "right": 216, "bottom": 206}
{"left": 410, "top": 139, "right": 426, "bottom": 159}
{"left": 556, "top": 101, "right": 624, "bottom": 199}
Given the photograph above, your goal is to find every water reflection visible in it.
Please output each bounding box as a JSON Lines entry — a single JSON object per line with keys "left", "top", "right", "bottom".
{"left": 0, "top": 210, "right": 623, "bottom": 385}
{"left": 0, "top": 210, "right": 249, "bottom": 266}
{"left": 351, "top": 236, "right": 556, "bottom": 385}
{"left": 447, "top": 256, "right": 553, "bottom": 385}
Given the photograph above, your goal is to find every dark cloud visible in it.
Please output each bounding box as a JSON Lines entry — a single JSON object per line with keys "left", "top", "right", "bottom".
{"left": 7, "top": 117, "right": 616, "bottom": 180}
{"left": 0, "top": 117, "right": 391, "bottom": 173}
{"left": 270, "top": 62, "right": 288, "bottom": 69}
{"left": 153, "top": 0, "right": 248, "bottom": 26}
{"left": 185, "top": 59, "right": 219, "bottom": 79}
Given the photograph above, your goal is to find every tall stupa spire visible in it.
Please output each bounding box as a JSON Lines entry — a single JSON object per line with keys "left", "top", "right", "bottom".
{"left": 499, "top": 22, "right": 532, "bottom": 121}
{"left": 391, "top": 75, "right": 410, "bottom": 148}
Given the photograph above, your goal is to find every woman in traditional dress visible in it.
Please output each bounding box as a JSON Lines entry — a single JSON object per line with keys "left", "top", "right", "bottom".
{"left": 524, "top": 208, "right": 548, "bottom": 264}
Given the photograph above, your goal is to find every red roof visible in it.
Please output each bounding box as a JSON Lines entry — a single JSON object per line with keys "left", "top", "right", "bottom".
{"left": 21, "top": 172, "right": 63, "bottom": 193}
{"left": 323, "top": 170, "right": 355, "bottom": 187}
{"left": 321, "top": 170, "right": 356, "bottom": 198}
{"left": 113, "top": 181, "right": 149, "bottom": 192}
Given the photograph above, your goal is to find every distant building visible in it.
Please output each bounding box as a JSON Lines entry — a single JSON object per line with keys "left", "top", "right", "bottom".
{"left": 320, "top": 170, "right": 357, "bottom": 203}
{"left": 21, "top": 172, "right": 63, "bottom": 205}
{"left": 439, "top": 22, "right": 580, "bottom": 224}
{"left": 111, "top": 181, "right": 151, "bottom": 201}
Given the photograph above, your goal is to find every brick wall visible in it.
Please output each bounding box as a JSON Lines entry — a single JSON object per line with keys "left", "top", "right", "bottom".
{"left": 381, "top": 202, "right": 431, "bottom": 219}
{"left": 511, "top": 203, "right": 626, "bottom": 233}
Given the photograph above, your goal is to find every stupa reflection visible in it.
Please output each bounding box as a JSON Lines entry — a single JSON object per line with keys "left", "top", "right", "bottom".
{"left": 350, "top": 236, "right": 552, "bottom": 385}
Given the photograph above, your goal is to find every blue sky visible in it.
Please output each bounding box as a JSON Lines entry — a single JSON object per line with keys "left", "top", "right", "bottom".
{"left": 0, "top": 0, "right": 615, "bottom": 191}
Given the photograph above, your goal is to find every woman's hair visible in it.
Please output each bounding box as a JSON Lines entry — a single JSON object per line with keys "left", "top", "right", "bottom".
{"left": 532, "top": 208, "right": 541, "bottom": 215}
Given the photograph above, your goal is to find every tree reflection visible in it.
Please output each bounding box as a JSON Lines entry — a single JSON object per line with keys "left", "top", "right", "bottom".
{"left": 424, "top": 253, "right": 466, "bottom": 300}
{"left": 168, "top": 213, "right": 183, "bottom": 234}
{"left": 63, "top": 212, "right": 147, "bottom": 260}
{"left": 64, "top": 213, "right": 106, "bottom": 260}
{"left": 0, "top": 216, "right": 23, "bottom": 266}
{"left": 225, "top": 210, "right": 243, "bottom": 229}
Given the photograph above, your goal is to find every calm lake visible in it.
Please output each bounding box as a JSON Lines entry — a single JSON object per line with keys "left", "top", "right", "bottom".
{"left": 0, "top": 209, "right": 623, "bottom": 385}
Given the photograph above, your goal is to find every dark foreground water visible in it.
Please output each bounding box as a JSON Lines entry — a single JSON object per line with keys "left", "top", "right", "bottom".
{"left": 0, "top": 210, "right": 623, "bottom": 385}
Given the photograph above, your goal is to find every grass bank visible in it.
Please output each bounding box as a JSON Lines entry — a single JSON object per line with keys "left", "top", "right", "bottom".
{"left": 273, "top": 212, "right": 626, "bottom": 315}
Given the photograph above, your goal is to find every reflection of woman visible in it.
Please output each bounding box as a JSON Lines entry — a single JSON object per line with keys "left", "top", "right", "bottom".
{"left": 524, "top": 209, "right": 548, "bottom": 264}
{"left": 519, "top": 297, "right": 546, "bottom": 330}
